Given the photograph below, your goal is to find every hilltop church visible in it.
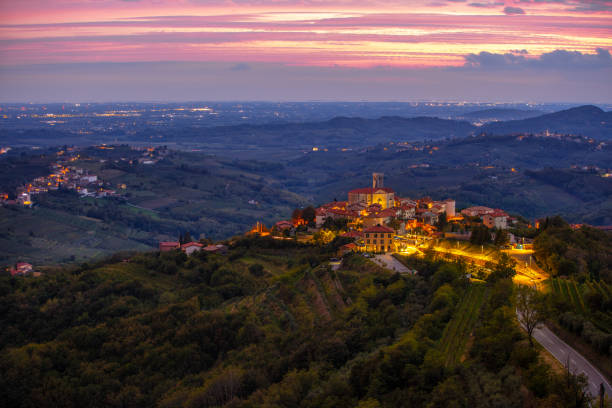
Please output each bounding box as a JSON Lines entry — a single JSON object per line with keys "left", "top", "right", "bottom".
{"left": 348, "top": 173, "right": 395, "bottom": 209}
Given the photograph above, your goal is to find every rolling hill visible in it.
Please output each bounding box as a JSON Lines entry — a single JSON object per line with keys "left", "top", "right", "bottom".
{"left": 2, "top": 105, "right": 611, "bottom": 153}
{"left": 482, "top": 105, "right": 612, "bottom": 139}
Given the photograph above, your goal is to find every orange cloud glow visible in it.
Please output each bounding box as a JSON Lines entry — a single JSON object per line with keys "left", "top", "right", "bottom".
{"left": 0, "top": 0, "right": 610, "bottom": 68}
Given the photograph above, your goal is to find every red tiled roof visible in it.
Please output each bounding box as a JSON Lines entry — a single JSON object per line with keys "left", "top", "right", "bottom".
{"left": 341, "top": 231, "right": 363, "bottom": 238}
{"left": 341, "top": 243, "right": 357, "bottom": 249}
{"left": 487, "top": 210, "right": 508, "bottom": 217}
{"left": 363, "top": 225, "right": 395, "bottom": 233}
{"left": 462, "top": 206, "right": 494, "bottom": 215}
{"left": 181, "top": 242, "right": 203, "bottom": 248}
{"left": 159, "top": 242, "right": 180, "bottom": 251}
{"left": 377, "top": 208, "right": 397, "bottom": 217}
{"left": 327, "top": 208, "right": 358, "bottom": 217}
{"left": 275, "top": 220, "right": 293, "bottom": 228}
{"left": 349, "top": 187, "right": 394, "bottom": 194}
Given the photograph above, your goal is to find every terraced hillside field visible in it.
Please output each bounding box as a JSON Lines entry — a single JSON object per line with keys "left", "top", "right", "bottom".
{"left": 549, "top": 277, "right": 612, "bottom": 334}
{"left": 438, "top": 283, "right": 488, "bottom": 367}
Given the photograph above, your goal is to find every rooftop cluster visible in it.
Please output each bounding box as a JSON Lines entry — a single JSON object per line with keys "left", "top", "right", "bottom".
{"left": 251, "top": 173, "right": 521, "bottom": 254}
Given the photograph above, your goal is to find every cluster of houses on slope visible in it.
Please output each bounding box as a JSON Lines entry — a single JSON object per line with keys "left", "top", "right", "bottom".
{"left": 1, "top": 145, "right": 174, "bottom": 208}
{"left": 158, "top": 241, "right": 228, "bottom": 255}
{"left": 7, "top": 262, "right": 40, "bottom": 277}
{"left": 460, "top": 206, "right": 513, "bottom": 230}
{"left": 312, "top": 174, "right": 456, "bottom": 229}
{"left": 249, "top": 173, "right": 520, "bottom": 254}
{"left": 0, "top": 150, "right": 119, "bottom": 207}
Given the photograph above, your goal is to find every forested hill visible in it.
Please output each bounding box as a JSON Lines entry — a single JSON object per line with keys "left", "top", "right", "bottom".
{"left": 0, "top": 237, "right": 591, "bottom": 407}
{"left": 150, "top": 115, "right": 476, "bottom": 148}
{"left": 481, "top": 105, "right": 612, "bottom": 139}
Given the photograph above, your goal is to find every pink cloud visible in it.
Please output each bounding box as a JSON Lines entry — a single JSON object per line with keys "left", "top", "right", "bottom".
{"left": 0, "top": 1, "right": 610, "bottom": 68}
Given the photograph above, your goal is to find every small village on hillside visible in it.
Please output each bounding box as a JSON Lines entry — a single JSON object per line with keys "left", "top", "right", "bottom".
{"left": 1, "top": 147, "right": 117, "bottom": 207}
{"left": 0, "top": 145, "right": 168, "bottom": 207}
{"left": 152, "top": 172, "right": 527, "bottom": 263}
{"left": 242, "top": 172, "right": 525, "bottom": 255}
{"left": 4, "top": 170, "right": 603, "bottom": 277}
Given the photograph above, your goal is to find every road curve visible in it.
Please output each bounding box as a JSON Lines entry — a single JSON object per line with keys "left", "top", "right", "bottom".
{"left": 530, "top": 321, "right": 612, "bottom": 398}
{"left": 401, "top": 245, "right": 609, "bottom": 398}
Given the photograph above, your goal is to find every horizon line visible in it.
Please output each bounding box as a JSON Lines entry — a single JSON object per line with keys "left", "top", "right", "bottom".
{"left": 1, "top": 100, "right": 610, "bottom": 106}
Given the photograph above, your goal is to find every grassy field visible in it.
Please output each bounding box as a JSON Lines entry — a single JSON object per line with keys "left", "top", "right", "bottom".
{"left": 438, "top": 283, "right": 488, "bottom": 367}
{"left": 0, "top": 205, "right": 153, "bottom": 266}
{"left": 548, "top": 277, "right": 612, "bottom": 334}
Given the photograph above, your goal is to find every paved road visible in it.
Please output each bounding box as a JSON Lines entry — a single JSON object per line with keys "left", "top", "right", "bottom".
{"left": 431, "top": 246, "right": 547, "bottom": 288}
{"left": 432, "top": 245, "right": 610, "bottom": 398}
{"left": 528, "top": 320, "right": 612, "bottom": 398}
{"left": 397, "top": 245, "right": 609, "bottom": 398}
{"left": 373, "top": 253, "right": 414, "bottom": 274}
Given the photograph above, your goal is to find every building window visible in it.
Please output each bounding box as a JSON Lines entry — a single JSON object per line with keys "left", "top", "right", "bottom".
{"left": 365, "top": 233, "right": 369, "bottom": 238}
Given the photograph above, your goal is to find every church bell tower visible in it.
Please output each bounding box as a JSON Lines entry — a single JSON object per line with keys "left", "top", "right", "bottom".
{"left": 372, "top": 173, "right": 384, "bottom": 189}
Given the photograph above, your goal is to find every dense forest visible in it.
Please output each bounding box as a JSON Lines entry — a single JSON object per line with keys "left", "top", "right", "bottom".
{"left": 0, "top": 237, "right": 595, "bottom": 407}
{"left": 534, "top": 216, "right": 612, "bottom": 283}
{"left": 533, "top": 217, "right": 612, "bottom": 370}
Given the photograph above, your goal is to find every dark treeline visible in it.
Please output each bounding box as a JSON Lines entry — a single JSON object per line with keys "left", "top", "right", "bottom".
{"left": 0, "top": 237, "right": 594, "bottom": 407}
{"left": 534, "top": 216, "right": 612, "bottom": 362}
{"left": 534, "top": 216, "right": 611, "bottom": 283}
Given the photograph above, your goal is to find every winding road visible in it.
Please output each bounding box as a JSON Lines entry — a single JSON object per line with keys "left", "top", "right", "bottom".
{"left": 530, "top": 321, "right": 612, "bottom": 398}
{"left": 390, "top": 244, "right": 611, "bottom": 399}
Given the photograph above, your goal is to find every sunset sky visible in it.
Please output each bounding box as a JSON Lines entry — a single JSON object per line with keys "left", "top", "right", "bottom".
{"left": 1, "top": 0, "right": 611, "bottom": 102}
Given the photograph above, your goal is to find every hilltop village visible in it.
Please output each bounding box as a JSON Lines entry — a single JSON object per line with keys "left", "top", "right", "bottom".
{"left": 155, "top": 172, "right": 521, "bottom": 260}
{"left": 247, "top": 173, "right": 520, "bottom": 254}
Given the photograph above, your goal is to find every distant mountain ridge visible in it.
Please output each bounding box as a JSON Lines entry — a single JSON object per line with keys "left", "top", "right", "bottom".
{"left": 169, "top": 115, "right": 476, "bottom": 147}
{"left": 1, "top": 105, "right": 610, "bottom": 149}
{"left": 481, "top": 105, "right": 612, "bottom": 139}
{"left": 196, "top": 104, "right": 611, "bottom": 144}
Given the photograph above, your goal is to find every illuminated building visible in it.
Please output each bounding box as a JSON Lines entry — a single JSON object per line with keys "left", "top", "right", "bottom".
{"left": 363, "top": 225, "right": 395, "bottom": 253}
{"left": 248, "top": 221, "right": 270, "bottom": 236}
{"left": 348, "top": 173, "right": 395, "bottom": 209}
